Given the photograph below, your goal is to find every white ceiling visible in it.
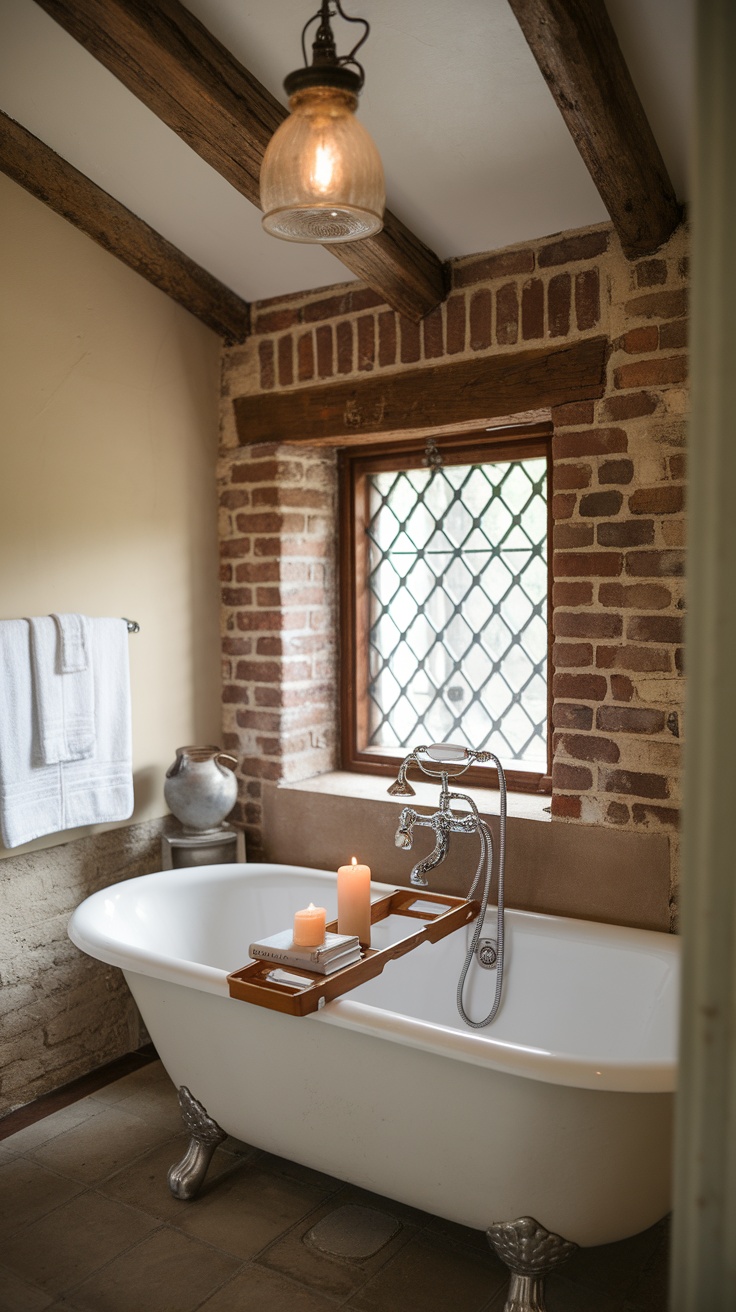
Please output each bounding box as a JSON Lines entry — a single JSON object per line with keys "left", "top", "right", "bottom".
{"left": 0, "top": 0, "right": 693, "bottom": 306}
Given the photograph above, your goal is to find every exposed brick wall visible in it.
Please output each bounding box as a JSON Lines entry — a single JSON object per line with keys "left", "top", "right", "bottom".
{"left": 220, "top": 220, "right": 688, "bottom": 903}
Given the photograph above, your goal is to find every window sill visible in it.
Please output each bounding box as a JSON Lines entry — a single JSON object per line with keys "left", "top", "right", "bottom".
{"left": 279, "top": 770, "right": 552, "bottom": 824}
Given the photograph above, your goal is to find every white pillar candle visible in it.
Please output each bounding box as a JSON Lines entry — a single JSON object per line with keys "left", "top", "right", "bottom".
{"left": 293, "top": 902, "right": 326, "bottom": 947}
{"left": 337, "top": 857, "right": 371, "bottom": 947}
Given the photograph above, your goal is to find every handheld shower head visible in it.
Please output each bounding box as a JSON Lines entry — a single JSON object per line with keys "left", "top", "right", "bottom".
{"left": 387, "top": 754, "right": 417, "bottom": 797}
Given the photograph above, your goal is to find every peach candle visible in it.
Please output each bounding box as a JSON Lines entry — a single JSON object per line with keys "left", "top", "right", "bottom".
{"left": 293, "top": 902, "right": 326, "bottom": 947}
{"left": 337, "top": 857, "right": 371, "bottom": 947}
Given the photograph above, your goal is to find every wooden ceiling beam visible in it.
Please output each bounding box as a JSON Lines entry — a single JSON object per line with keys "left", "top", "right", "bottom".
{"left": 233, "top": 337, "right": 608, "bottom": 446}
{"left": 35, "top": 0, "right": 447, "bottom": 321}
{"left": 0, "top": 112, "right": 250, "bottom": 342}
{"left": 507, "top": 0, "right": 681, "bottom": 258}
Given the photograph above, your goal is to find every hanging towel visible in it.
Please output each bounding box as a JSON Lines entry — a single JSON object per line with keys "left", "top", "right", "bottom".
{"left": 0, "top": 617, "right": 133, "bottom": 849}
{"left": 28, "top": 614, "right": 95, "bottom": 764}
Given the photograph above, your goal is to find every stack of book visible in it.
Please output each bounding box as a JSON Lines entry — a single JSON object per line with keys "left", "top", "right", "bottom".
{"left": 248, "top": 929, "right": 362, "bottom": 975}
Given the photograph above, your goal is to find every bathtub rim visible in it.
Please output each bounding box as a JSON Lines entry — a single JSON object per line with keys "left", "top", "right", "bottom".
{"left": 68, "top": 860, "right": 679, "bottom": 1096}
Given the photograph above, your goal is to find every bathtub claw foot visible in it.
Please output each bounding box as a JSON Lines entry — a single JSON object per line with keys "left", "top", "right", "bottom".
{"left": 167, "top": 1086, "right": 227, "bottom": 1200}
{"left": 486, "top": 1216, "right": 578, "bottom": 1312}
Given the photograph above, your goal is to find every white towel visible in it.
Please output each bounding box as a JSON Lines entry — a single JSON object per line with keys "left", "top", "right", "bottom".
{"left": 0, "top": 617, "right": 133, "bottom": 849}
{"left": 28, "top": 614, "right": 95, "bottom": 764}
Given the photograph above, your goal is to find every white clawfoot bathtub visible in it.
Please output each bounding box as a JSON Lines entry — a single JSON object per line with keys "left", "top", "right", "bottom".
{"left": 69, "top": 862, "right": 679, "bottom": 1249}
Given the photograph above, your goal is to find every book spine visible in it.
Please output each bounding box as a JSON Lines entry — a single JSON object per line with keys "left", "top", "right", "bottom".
{"left": 249, "top": 946, "right": 327, "bottom": 970}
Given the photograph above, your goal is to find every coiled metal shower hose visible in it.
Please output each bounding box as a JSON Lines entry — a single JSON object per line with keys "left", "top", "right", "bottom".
{"left": 456, "top": 756, "right": 507, "bottom": 1029}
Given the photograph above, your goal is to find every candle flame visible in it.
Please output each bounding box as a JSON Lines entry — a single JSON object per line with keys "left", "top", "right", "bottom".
{"left": 351, "top": 856, "right": 357, "bottom": 866}
{"left": 307, "top": 902, "right": 316, "bottom": 911}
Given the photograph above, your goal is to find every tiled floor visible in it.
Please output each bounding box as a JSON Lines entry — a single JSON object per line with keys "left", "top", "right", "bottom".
{"left": 0, "top": 1061, "right": 669, "bottom": 1311}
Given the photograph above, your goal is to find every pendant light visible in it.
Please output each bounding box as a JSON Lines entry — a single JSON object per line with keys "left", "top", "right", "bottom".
{"left": 260, "top": 1, "right": 385, "bottom": 244}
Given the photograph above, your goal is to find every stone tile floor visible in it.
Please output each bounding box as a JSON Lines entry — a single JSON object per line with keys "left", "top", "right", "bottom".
{"left": 0, "top": 1061, "right": 669, "bottom": 1311}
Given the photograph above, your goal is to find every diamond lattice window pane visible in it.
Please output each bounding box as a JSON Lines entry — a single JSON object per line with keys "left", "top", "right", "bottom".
{"left": 367, "top": 454, "right": 547, "bottom": 767}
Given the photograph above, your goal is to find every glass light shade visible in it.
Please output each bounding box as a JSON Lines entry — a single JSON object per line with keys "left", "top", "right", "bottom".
{"left": 261, "top": 87, "right": 385, "bottom": 243}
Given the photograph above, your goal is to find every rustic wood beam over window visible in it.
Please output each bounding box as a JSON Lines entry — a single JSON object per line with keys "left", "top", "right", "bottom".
{"left": 507, "top": 0, "right": 681, "bottom": 258}
{"left": 0, "top": 112, "right": 250, "bottom": 342}
{"left": 35, "top": 0, "right": 447, "bottom": 322}
{"left": 233, "top": 337, "right": 607, "bottom": 446}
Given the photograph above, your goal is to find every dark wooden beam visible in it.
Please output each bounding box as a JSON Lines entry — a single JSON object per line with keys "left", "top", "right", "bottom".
{"left": 233, "top": 337, "right": 608, "bottom": 446}
{"left": 507, "top": 0, "right": 681, "bottom": 258}
{"left": 35, "top": 0, "right": 447, "bottom": 321}
{"left": 0, "top": 112, "right": 250, "bottom": 342}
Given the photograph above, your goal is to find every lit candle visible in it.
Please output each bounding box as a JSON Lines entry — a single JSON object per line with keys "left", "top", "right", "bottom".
{"left": 293, "top": 902, "right": 326, "bottom": 947}
{"left": 337, "top": 856, "right": 372, "bottom": 948}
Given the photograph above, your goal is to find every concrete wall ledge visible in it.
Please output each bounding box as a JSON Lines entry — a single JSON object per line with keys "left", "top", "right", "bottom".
{"left": 263, "top": 773, "right": 672, "bottom": 933}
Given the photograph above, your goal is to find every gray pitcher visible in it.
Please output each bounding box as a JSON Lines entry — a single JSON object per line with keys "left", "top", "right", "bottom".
{"left": 164, "top": 746, "right": 238, "bottom": 833}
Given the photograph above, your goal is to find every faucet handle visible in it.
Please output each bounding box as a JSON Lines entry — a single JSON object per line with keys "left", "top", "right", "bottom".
{"left": 425, "top": 743, "right": 468, "bottom": 763}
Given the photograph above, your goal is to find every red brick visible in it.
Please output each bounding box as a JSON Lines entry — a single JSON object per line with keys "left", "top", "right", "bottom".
{"left": 599, "top": 582, "right": 672, "bottom": 609}
{"left": 254, "top": 306, "right": 300, "bottom": 333}
{"left": 551, "top": 401, "right": 595, "bottom": 427}
{"left": 238, "top": 757, "right": 282, "bottom": 781}
{"left": 552, "top": 493, "right": 576, "bottom": 520}
{"left": 618, "top": 326, "right": 659, "bottom": 354}
{"left": 610, "top": 674, "right": 635, "bottom": 701}
{"left": 252, "top": 486, "right": 331, "bottom": 510}
{"left": 626, "top": 550, "right": 685, "bottom": 577}
{"left": 555, "top": 523, "right": 594, "bottom": 549}
{"left": 378, "top": 311, "right": 397, "bottom": 367}
{"left": 551, "top": 794, "right": 582, "bottom": 818}
{"left": 220, "top": 563, "right": 233, "bottom": 582}
{"left": 599, "top": 459, "right": 634, "bottom": 485}
{"left": 575, "top": 268, "right": 600, "bottom": 330}
{"left": 235, "top": 561, "right": 280, "bottom": 583}
{"left": 538, "top": 230, "right": 608, "bottom": 266}
{"left": 596, "top": 645, "right": 671, "bottom": 672}
{"left": 602, "top": 392, "right": 658, "bottom": 421}
{"left": 601, "top": 769, "right": 670, "bottom": 799}
{"left": 597, "top": 520, "right": 655, "bottom": 547}
{"left": 400, "top": 316, "right": 421, "bottom": 364}
{"left": 597, "top": 705, "right": 666, "bottom": 734}
{"left": 635, "top": 259, "right": 667, "bottom": 288}
{"left": 557, "top": 733, "right": 620, "bottom": 763}
{"left": 553, "top": 703, "right": 594, "bottom": 730}
{"left": 356, "top": 315, "right": 375, "bottom": 371}
{"left": 453, "top": 247, "right": 535, "bottom": 287}
{"left": 222, "top": 683, "right": 247, "bottom": 703}
{"left": 615, "top": 356, "right": 688, "bottom": 389}
{"left": 277, "top": 335, "right": 293, "bottom": 386}
{"left": 336, "top": 321, "right": 353, "bottom": 374}
{"left": 446, "top": 295, "right": 466, "bottom": 354}
{"left": 632, "top": 804, "right": 681, "bottom": 828}
{"left": 555, "top": 551, "right": 623, "bottom": 577}
{"left": 302, "top": 291, "right": 352, "bottom": 323}
{"left": 548, "top": 273, "right": 571, "bottom": 337}
{"left": 629, "top": 486, "right": 685, "bottom": 515}
{"left": 315, "top": 324, "right": 333, "bottom": 377}
{"left": 554, "top": 462, "right": 592, "bottom": 490}
{"left": 626, "top": 615, "right": 684, "bottom": 644}
{"left": 220, "top": 490, "right": 251, "bottom": 510}
{"left": 553, "top": 427, "right": 628, "bottom": 459}
{"left": 297, "top": 332, "right": 314, "bottom": 381}
{"left": 221, "top": 587, "right": 253, "bottom": 607}
{"left": 553, "top": 581, "right": 594, "bottom": 607}
{"left": 553, "top": 673, "right": 608, "bottom": 701}
{"left": 625, "top": 289, "right": 688, "bottom": 320}
{"left": 669, "top": 454, "right": 686, "bottom": 479}
{"left": 522, "top": 278, "right": 544, "bottom": 339}
{"left": 258, "top": 340, "right": 275, "bottom": 390}
{"left": 579, "top": 490, "right": 623, "bottom": 517}
{"left": 555, "top": 612, "right": 622, "bottom": 639}
{"left": 553, "top": 641, "right": 594, "bottom": 667}
{"left": 495, "top": 283, "right": 519, "bottom": 345}
{"left": 422, "top": 306, "right": 444, "bottom": 360}
{"left": 659, "top": 320, "right": 688, "bottom": 350}
{"left": 220, "top": 536, "right": 251, "bottom": 558}
{"left": 470, "top": 289, "right": 492, "bottom": 350}
{"left": 607, "top": 801, "right": 630, "bottom": 824}
{"left": 675, "top": 647, "right": 685, "bottom": 674}
{"left": 222, "top": 638, "right": 252, "bottom": 658}
{"left": 552, "top": 761, "right": 593, "bottom": 790}
{"left": 236, "top": 511, "right": 304, "bottom": 533}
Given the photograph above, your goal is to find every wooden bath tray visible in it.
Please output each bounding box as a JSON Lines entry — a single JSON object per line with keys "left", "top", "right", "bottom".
{"left": 227, "top": 888, "right": 480, "bottom": 1017}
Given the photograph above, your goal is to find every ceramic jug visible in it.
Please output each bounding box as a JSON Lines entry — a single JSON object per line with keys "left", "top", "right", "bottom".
{"left": 164, "top": 746, "right": 238, "bottom": 832}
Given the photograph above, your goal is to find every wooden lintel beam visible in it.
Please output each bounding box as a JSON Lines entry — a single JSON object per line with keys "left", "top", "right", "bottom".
{"left": 233, "top": 337, "right": 608, "bottom": 446}
{"left": 507, "top": 0, "right": 681, "bottom": 258}
{"left": 0, "top": 113, "right": 250, "bottom": 342}
{"left": 35, "top": 0, "right": 447, "bottom": 321}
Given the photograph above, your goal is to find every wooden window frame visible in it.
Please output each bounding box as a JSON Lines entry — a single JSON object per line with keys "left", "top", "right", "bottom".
{"left": 339, "top": 423, "right": 554, "bottom": 794}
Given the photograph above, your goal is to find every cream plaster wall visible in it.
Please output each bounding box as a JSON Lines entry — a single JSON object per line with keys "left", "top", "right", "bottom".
{"left": 0, "top": 173, "right": 223, "bottom": 857}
